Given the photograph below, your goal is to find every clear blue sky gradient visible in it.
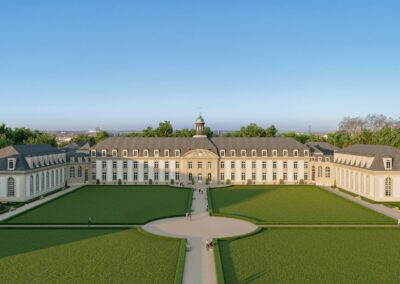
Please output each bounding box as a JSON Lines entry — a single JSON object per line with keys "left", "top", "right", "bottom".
{"left": 0, "top": 0, "right": 399, "bottom": 131}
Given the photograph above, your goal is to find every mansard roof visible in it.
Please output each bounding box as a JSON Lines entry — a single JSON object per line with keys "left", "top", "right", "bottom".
{"left": 0, "top": 144, "right": 62, "bottom": 158}
{"left": 306, "top": 142, "right": 338, "bottom": 156}
{"left": 93, "top": 137, "right": 308, "bottom": 157}
{"left": 0, "top": 144, "right": 65, "bottom": 172}
{"left": 335, "top": 144, "right": 400, "bottom": 171}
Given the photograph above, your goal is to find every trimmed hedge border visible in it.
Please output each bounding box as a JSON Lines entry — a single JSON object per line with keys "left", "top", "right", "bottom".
{"left": 187, "top": 189, "right": 194, "bottom": 213}
{"left": 174, "top": 238, "right": 187, "bottom": 284}
{"left": 207, "top": 186, "right": 397, "bottom": 225}
{"left": 213, "top": 227, "right": 262, "bottom": 284}
{"left": 2, "top": 185, "right": 193, "bottom": 225}
{"left": 213, "top": 240, "right": 225, "bottom": 284}
{"left": 137, "top": 228, "right": 186, "bottom": 284}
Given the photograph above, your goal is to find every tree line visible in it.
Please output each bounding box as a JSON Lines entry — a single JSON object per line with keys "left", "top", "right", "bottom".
{"left": 0, "top": 124, "right": 57, "bottom": 148}
{"left": 2, "top": 114, "right": 400, "bottom": 149}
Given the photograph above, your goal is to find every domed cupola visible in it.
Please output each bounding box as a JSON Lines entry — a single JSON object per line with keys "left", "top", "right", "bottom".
{"left": 194, "top": 114, "right": 207, "bottom": 138}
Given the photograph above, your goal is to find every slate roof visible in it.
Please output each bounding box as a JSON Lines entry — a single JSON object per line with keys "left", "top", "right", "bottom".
{"left": 93, "top": 137, "right": 309, "bottom": 157}
{"left": 306, "top": 142, "right": 338, "bottom": 156}
{"left": 0, "top": 144, "right": 65, "bottom": 172}
{"left": 336, "top": 144, "right": 400, "bottom": 171}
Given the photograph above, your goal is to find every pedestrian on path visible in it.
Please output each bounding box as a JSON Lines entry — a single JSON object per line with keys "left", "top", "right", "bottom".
{"left": 186, "top": 212, "right": 189, "bottom": 220}
{"left": 189, "top": 212, "right": 192, "bottom": 221}
{"left": 87, "top": 217, "right": 92, "bottom": 227}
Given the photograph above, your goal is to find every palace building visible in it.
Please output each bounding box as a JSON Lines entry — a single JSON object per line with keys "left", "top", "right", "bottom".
{"left": 1, "top": 116, "right": 400, "bottom": 202}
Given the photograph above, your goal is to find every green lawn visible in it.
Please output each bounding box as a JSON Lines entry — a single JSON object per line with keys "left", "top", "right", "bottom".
{"left": 5, "top": 185, "right": 192, "bottom": 224}
{"left": 0, "top": 228, "right": 184, "bottom": 283}
{"left": 209, "top": 185, "right": 395, "bottom": 224}
{"left": 217, "top": 228, "right": 400, "bottom": 284}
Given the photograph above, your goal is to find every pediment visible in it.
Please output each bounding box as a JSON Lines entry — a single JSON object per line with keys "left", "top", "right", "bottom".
{"left": 182, "top": 149, "right": 218, "bottom": 159}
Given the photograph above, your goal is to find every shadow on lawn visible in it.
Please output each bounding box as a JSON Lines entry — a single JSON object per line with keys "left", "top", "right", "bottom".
{"left": 0, "top": 228, "right": 126, "bottom": 259}
{"left": 219, "top": 239, "right": 267, "bottom": 284}
{"left": 211, "top": 185, "right": 318, "bottom": 210}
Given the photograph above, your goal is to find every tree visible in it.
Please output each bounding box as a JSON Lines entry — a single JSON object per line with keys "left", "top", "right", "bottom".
{"left": 0, "top": 134, "right": 13, "bottom": 148}
{"left": 265, "top": 125, "right": 278, "bottom": 137}
{"left": 241, "top": 123, "right": 266, "bottom": 137}
{"left": 25, "top": 131, "right": 57, "bottom": 147}
{"left": 95, "top": 131, "right": 110, "bottom": 143}
{"left": 175, "top": 128, "right": 196, "bottom": 137}
{"left": 72, "top": 134, "right": 95, "bottom": 143}
{"left": 156, "top": 121, "right": 173, "bottom": 137}
{"left": 203, "top": 127, "right": 213, "bottom": 138}
{"left": 142, "top": 127, "right": 156, "bottom": 137}
{"left": 339, "top": 117, "right": 366, "bottom": 135}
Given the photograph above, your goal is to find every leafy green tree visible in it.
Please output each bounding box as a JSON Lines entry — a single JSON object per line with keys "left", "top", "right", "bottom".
{"left": 242, "top": 123, "right": 266, "bottom": 137}
{"left": 156, "top": 121, "right": 173, "bottom": 137}
{"left": 265, "top": 125, "right": 278, "bottom": 137}
{"left": 203, "top": 127, "right": 213, "bottom": 138}
{"left": 142, "top": 127, "right": 156, "bottom": 137}
{"left": 25, "top": 131, "right": 57, "bottom": 147}
{"left": 175, "top": 128, "right": 196, "bottom": 137}
{"left": 0, "top": 134, "right": 13, "bottom": 148}
{"left": 95, "top": 131, "right": 110, "bottom": 143}
{"left": 72, "top": 134, "right": 95, "bottom": 143}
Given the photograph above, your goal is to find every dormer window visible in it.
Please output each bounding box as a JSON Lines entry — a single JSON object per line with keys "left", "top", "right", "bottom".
{"left": 304, "top": 150, "right": 309, "bottom": 157}
{"left": 143, "top": 149, "right": 149, "bottom": 157}
{"left": 133, "top": 149, "right": 138, "bottom": 157}
{"left": 71, "top": 157, "right": 75, "bottom": 162}
{"left": 8, "top": 158, "right": 15, "bottom": 170}
{"left": 241, "top": 150, "right": 246, "bottom": 157}
{"left": 293, "top": 150, "right": 299, "bottom": 157}
{"left": 164, "top": 149, "right": 170, "bottom": 157}
{"left": 154, "top": 149, "right": 159, "bottom": 157}
{"left": 91, "top": 150, "right": 96, "bottom": 157}
{"left": 122, "top": 149, "right": 128, "bottom": 157}
{"left": 261, "top": 150, "right": 267, "bottom": 157}
{"left": 272, "top": 150, "right": 278, "bottom": 157}
{"left": 101, "top": 150, "right": 107, "bottom": 157}
{"left": 112, "top": 150, "right": 118, "bottom": 157}
{"left": 231, "top": 150, "right": 236, "bottom": 157}
{"left": 384, "top": 158, "right": 393, "bottom": 170}
{"left": 175, "top": 149, "right": 180, "bottom": 157}
{"left": 251, "top": 150, "right": 257, "bottom": 157}
{"left": 220, "top": 150, "right": 226, "bottom": 157}
{"left": 283, "top": 150, "right": 288, "bottom": 157}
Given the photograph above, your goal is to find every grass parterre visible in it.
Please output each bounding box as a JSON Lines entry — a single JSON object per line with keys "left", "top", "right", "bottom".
{"left": 0, "top": 228, "right": 185, "bottom": 283}
{"left": 4, "top": 185, "right": 192, "bottom": 224}
{"left": 217, "top": 228, "right": 400, "bottom": 284}
{"left": 209, "top": 185, "right": 395, "bottom": 224}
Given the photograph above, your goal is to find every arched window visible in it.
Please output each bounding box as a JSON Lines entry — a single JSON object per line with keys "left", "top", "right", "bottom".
{"left": 70, "top": 167, "right": 75, "bottom": 178}
{"left": 51, "top": 170, "right": 54, "bottom": 187}
{"left": 78, "top": 166, "right": 82, "bottom": 178}
{"left": 312, "top": 166, "right": 316, "bottom": 181}
{"left": 7, "top": 177, "right": 15, "bottom": 197}
{"left": 46, "top": 172, "right": 49, "bottom": 190}
{"left": 385, "top": 177, "right": 392, "bottom": 197}
{"left": 317, "top": 166, "right": 323, "bottom": 178}
{"left": 325, "top": 167, "right": 330, "bottom": 178}
{"left": 41, "top": 173, "right": 45, "bottom": 192}
{"left": 30, "top": 175, "right": 34, "bottom": 195}
{"left": 36, "top": 174, "right": 39, "bottom": 193}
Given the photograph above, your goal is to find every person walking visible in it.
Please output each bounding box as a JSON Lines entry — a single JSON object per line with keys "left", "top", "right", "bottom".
{"left": 186, "top": 212, "right": 189, "bottom": 221}
{"left": 87, "top": 217, "right": 92, "bottom": 227}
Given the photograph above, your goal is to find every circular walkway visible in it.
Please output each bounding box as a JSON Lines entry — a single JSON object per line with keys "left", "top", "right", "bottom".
{"left": 143, "top": 188, "right": 257, "bottom": 284}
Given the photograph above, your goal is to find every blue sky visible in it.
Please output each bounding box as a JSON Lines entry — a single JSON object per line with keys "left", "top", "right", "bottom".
{"left": 0, "top": 0, "right": 399, "bottom": 131}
